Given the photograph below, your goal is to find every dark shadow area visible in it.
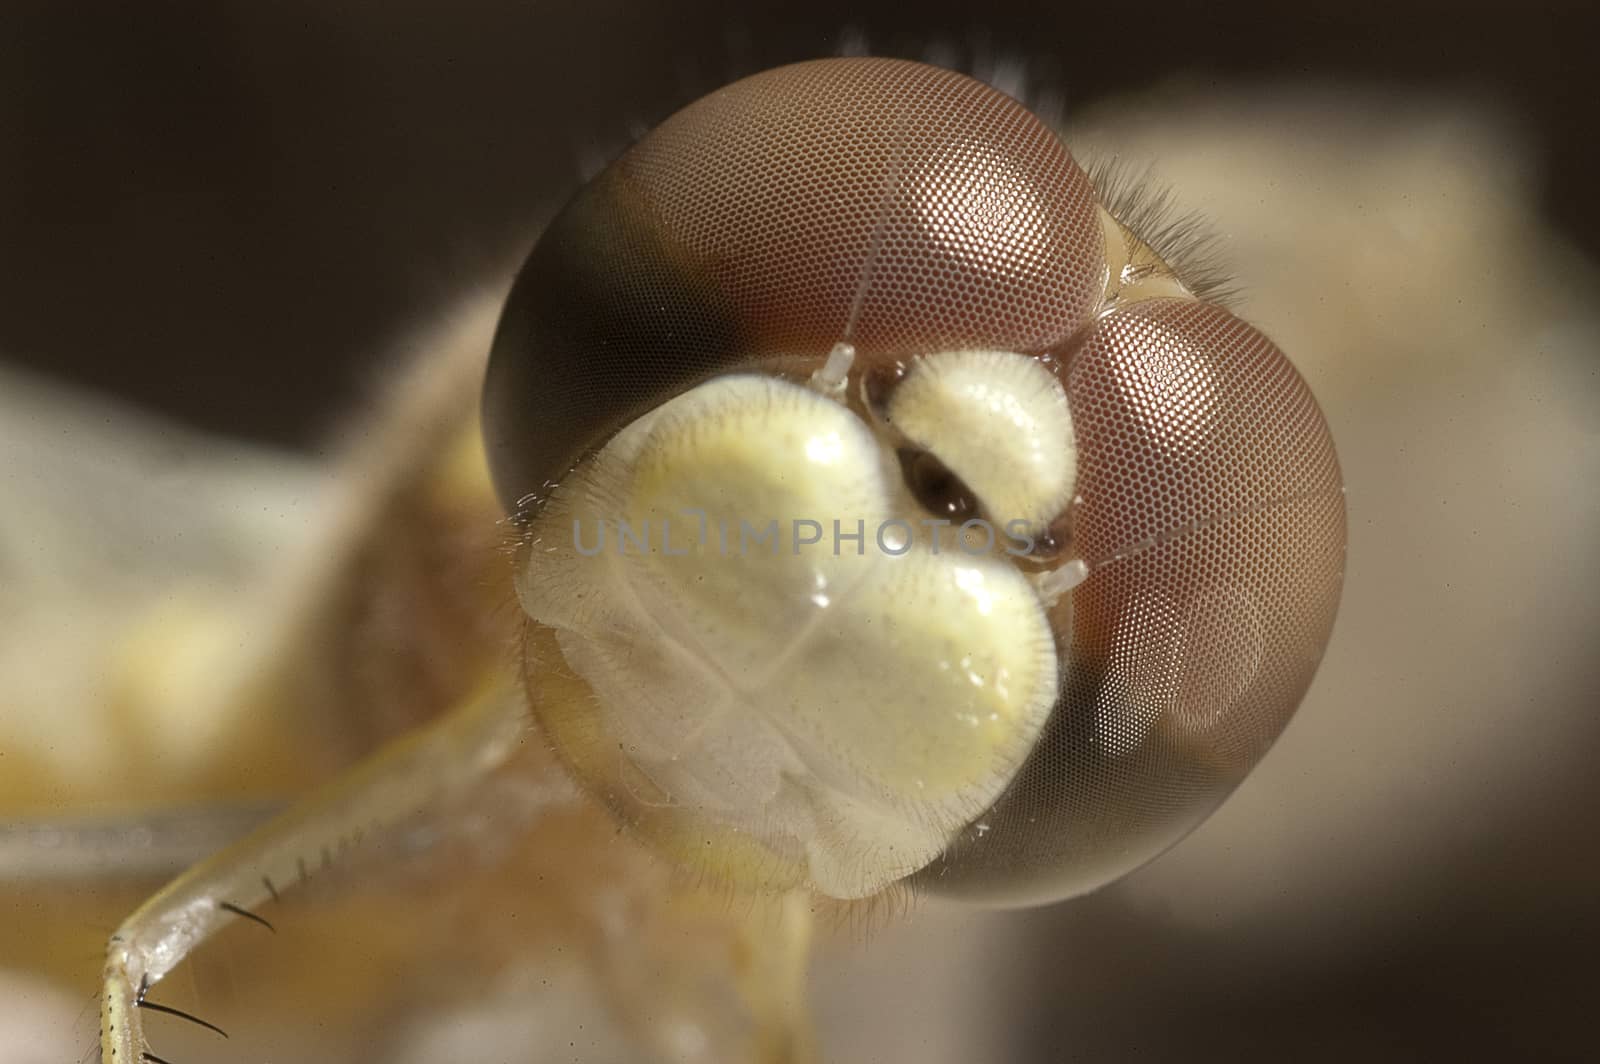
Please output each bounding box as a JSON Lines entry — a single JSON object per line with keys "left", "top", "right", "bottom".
{"left": 1, "top": 0, "right": 1593, "bottom": 446}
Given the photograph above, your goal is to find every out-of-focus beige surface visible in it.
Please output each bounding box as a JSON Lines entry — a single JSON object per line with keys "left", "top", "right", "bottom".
{"left": 0, "top": 366, "right": 331, "bottom": 813}
{"left": 2, "top": 76, "right": 1595, "bottom": 1064}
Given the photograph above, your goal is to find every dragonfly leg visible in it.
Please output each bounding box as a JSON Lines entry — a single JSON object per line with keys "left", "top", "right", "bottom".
{"left": 99, "top": 678, "right": 530, "bottom": 1064}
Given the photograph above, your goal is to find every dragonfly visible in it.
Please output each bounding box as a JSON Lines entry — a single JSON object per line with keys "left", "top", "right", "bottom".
{"left": 3, "top": 55, "right": 1345, "bottom": 1064}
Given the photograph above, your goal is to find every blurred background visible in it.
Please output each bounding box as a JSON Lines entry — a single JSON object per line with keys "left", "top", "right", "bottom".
{"left": 2, "top": 1, "right": 1597, "bottom": 1062}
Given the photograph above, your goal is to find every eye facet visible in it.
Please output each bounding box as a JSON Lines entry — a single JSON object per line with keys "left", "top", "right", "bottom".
{"left": 485, "top": 57, "right": 1346, "bottom": 906}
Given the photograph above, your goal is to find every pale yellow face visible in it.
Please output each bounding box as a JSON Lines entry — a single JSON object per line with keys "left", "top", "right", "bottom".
{"left": 517, "top": 353, "right": 1078, "bottom": 898}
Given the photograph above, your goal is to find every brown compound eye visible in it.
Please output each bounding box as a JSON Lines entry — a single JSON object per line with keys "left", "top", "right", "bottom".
{"left": 920, "top": 299, "right": 1346, "bottom": 903}
{"left": 482, "top": 57, "right": 1104, "bottom": 512}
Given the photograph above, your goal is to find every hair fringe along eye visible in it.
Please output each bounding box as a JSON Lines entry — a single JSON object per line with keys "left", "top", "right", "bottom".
{"left": 1084, "top": 156, "right": 1241, "bottom": 308}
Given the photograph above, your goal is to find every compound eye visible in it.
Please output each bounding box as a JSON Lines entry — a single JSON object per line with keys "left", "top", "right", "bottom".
{"left": 920, "top": 299, "right": 1346, "bottom": 904}
{"left": 482, "top": 57, "right": 1103, "bottom": 514}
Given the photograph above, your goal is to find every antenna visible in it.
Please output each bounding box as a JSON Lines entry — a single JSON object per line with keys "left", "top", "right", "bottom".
{"left": 840, "top": 124, "right": 907, "bottom": 344}
{"left": 811, "top": 114, "right": 911, "bottom": 399}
